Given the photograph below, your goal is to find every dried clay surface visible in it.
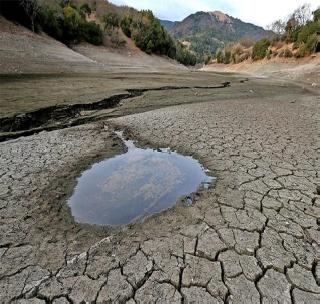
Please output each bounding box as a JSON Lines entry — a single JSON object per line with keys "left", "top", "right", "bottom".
{"left": 0, "top": 74, "right": 319, "bottom": 304}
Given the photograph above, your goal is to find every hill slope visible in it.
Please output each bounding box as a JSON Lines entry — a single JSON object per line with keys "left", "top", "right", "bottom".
{"left": 0, "top": 16, "right": 185, "bottom": 74}
{"left": 1, "top": 0, "right": 197, "bottom": 66}
{"left": 159, "top": 20, "right": 178, "bottom": 31}
{"left": 161, "top": 11, "right": 272, "bottom": 58}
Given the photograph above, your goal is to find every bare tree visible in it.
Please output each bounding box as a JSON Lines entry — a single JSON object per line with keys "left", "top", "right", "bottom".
{"left": 268, "top": 20, "right": 286, "bottom": 35}
{"left": 291, "top": 3, "right": 312, "bottom": 26}
{"left": 19, "top": 0, "right": 40, "bottom": 32}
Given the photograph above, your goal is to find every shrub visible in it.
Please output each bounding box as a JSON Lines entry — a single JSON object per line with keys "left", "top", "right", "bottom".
{"left": 292, "top": 42, "right": 300, "bottom": 49}
{"left": 295, "top": 43, "right": 307, "bottom": 58}
{"left": 266, "top": 49, "right": 272, "bottom": 59}
{"left": 284, "top": 48, "right": 293, "bottom": 58}
{"left": 62, "top": 4, "right": 82, "bottom": 41}
{"left": 278, "top": 48, "right": 293, "bottom": 58}
{"left": 268, "top": 5, "right": 320, "bottom": 55}
{"left": 79, "top": 3, "right": 91, "bottom": 16}
{"left": 120, "top": 16, "right": 132, "bottom": 37}
{"left": 232, "top": 43, "right": 244, "bottom": 55}
{"left": 38, "top": 3, "right": 103, "bottom": 46}
{"left": 239, "top": 50, "right": 251, "bottom": 62}
{"left": 285, "top": 17, "right": 301, "bottom": 42}
{"left": 216, "top": 50, "right": 224, "bottom": 63}
{"left": 204, "top": 55, "right": 212, "bottom": 65}
{"left": 119, "top": 10, "right": 196, "bottom": 65}
{"left": 305, "top": 33, "right": 318, "bottom": 53}
{"left": 38, "top": 7, "right": 63, "bottom": 40}
{"left": 104, "top": 12, "right": 120, "bottom": 31}
{"left": 230, "top": 43, "right": 244, "bottom": 63}
{"left": 313, "top": 8, "right": 320, "bottom": 22}
{"left": 176, "top": 46, "right": 197, "bottom": 66}
{"left": 272, "top": 40, "right": 285, "bottom": 50}
{"left": 109, "top": 31, "right": 126, "bottom": 47}
{"left": 80, "top": 21, "right": 103, "bottom": 45}
{"left": 252, "top": 38, "right": 270, "bottom": 60}
{"left": 288, "top": 25, "right": 303, "bottom": 43}
{"left": 224, "top": 50, "right": 231, "bottom": 64}
{"left": 239, "top": 38, "right": 254, "bottom": 48}
{"left": 297, "top": 21, "right": 320, "bottom": 44}
{"left": 216, "top": 43, "right": 250, "bottom": 64}
{"left": 293, "top": 20, "right": 320, "bottom": 54}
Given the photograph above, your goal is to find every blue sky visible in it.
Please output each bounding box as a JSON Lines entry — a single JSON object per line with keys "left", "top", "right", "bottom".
{"left": 109, "top": 0, "right": 319, "bottom": 28}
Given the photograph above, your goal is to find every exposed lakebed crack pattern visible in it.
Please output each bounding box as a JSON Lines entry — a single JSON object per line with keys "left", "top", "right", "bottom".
{"left": 0, "top": 84, "right": 320, "bottom": 303}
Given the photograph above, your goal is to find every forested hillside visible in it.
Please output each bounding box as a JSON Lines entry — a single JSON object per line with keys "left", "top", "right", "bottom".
{"left": 161, "top": 11, "right": 272, "bottom": 61}
{"left": 215, "top": 4, "right": 320, "bottom": 64}
{"left": 0, "top": 0, "right": 197, "bottom": 65}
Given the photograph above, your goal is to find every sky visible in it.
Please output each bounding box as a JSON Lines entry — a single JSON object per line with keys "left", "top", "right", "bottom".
{"left": 109, "top": 0, "right": 320, "bottom": 28}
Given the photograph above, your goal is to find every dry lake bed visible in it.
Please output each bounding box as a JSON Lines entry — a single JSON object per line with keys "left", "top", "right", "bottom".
{"left": 0, "top": 70, "right": 319, "bottom": 303}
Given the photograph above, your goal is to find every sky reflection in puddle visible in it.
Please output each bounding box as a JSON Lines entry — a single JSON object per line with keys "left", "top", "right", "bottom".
{"left": 68, "top": 132, "right": 215, "bottom": 225}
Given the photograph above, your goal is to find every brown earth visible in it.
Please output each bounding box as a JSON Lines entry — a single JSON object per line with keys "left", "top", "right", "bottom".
{"left": 203, "top": 55, "right": 320, "bottom": 90}
{"left": 0, "top": 17, "right": 319, "bottom": 304}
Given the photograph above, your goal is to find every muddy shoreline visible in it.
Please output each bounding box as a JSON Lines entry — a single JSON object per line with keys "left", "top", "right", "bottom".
{"left": 0, "top": 83, "right": 231, "bottom": 142}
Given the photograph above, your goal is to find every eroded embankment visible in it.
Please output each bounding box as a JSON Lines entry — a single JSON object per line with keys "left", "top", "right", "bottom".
{"left": 0, "top": 82, "right": 231, "bottom": 142}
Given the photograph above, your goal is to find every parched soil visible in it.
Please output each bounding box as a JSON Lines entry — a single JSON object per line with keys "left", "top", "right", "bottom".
{"left": 0, "top": 72, "right": 319, "bottom": 303}
{"left": 0, "top": 16, "right": 320, "bottom": 304}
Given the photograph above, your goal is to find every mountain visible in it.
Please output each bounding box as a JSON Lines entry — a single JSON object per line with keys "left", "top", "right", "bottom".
{"left": 161, "top": 11, "right": 273, "bottom": 59}
{"left": 159, "top": 20, "right": 178, "bottom": 31}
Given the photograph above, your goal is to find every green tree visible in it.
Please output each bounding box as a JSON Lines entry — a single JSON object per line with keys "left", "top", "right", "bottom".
{"left": 38, "top": 7, "right": 63, "bottom": 40}
{"left": 297, "top": 21, "right": 320, "bottom": 44}
{"left": 314, "top": 8, "right": 320, "bottom": 22}
{"left": 81, "top": 21, "right": 103, "bottom": 45}
{"left": 252, "top": 38, "right": 270, "bottom": 60}
{"left": 20, "top": 0, "right": 40, "bottom": 32}
{"left": 79, "top": 3, "right": 91, "bottom": 18}
{"left": 216, "top": 50, "right": 224, "bottom": 63}
{"left": 120, "top": 9, "right": 196, "bottom": 66}
{"left": 120, "top": 16, "right": 132, "bottom": 37}
{"left": 104, "top": 12, "right": 120, "bottom": 31}
{"left": 285, "top": 17, "right": 300, "bottom": 40}
{"left": 63, "top": 4, "right": 82, "bottom": 41}
{"left": 146, "top": 40, "right": 154, "bottom": 54}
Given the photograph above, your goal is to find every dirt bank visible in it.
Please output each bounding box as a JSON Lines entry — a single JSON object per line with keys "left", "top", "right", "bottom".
{"left": 203, "top": 55, "right": 320, "bottom": 91}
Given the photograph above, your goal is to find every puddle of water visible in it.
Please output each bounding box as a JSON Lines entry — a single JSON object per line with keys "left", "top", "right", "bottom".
{"left": 68, "top": 132, "right": 215, "bottom": 226}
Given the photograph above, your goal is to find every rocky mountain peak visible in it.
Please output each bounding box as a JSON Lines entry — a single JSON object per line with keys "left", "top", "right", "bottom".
{"left": 210, "top": 11, "right": 231, "bottom": 23}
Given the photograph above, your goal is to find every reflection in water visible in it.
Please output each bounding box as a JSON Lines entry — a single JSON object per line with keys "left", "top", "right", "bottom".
{"left": 68, "top": 132, "right": 215, "bottom": 225}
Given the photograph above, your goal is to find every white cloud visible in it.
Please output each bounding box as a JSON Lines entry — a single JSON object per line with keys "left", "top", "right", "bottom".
{"left": 109, "top": 0, "right": 320, "bottom": 27}
{"left": 110, "top": 0, "right": 218, "bottom": 21}
{"left": 227, "top": 0, "right": 319, "bottom": 27}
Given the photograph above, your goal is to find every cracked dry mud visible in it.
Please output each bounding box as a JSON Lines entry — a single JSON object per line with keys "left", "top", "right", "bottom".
{"left": 0, "top": 75, "right": 320, "bottom": 304}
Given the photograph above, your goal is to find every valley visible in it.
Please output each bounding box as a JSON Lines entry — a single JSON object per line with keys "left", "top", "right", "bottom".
{"left": 0, "top": 2, "right": 320, "bottom": 304}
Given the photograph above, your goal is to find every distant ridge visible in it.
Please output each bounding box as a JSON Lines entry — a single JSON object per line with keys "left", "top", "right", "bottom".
{"left": 159, "top": 20, "right": 178, "bottom": 31}
{"left": 161, "top": 11, "right": 273, "bottom": 58}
